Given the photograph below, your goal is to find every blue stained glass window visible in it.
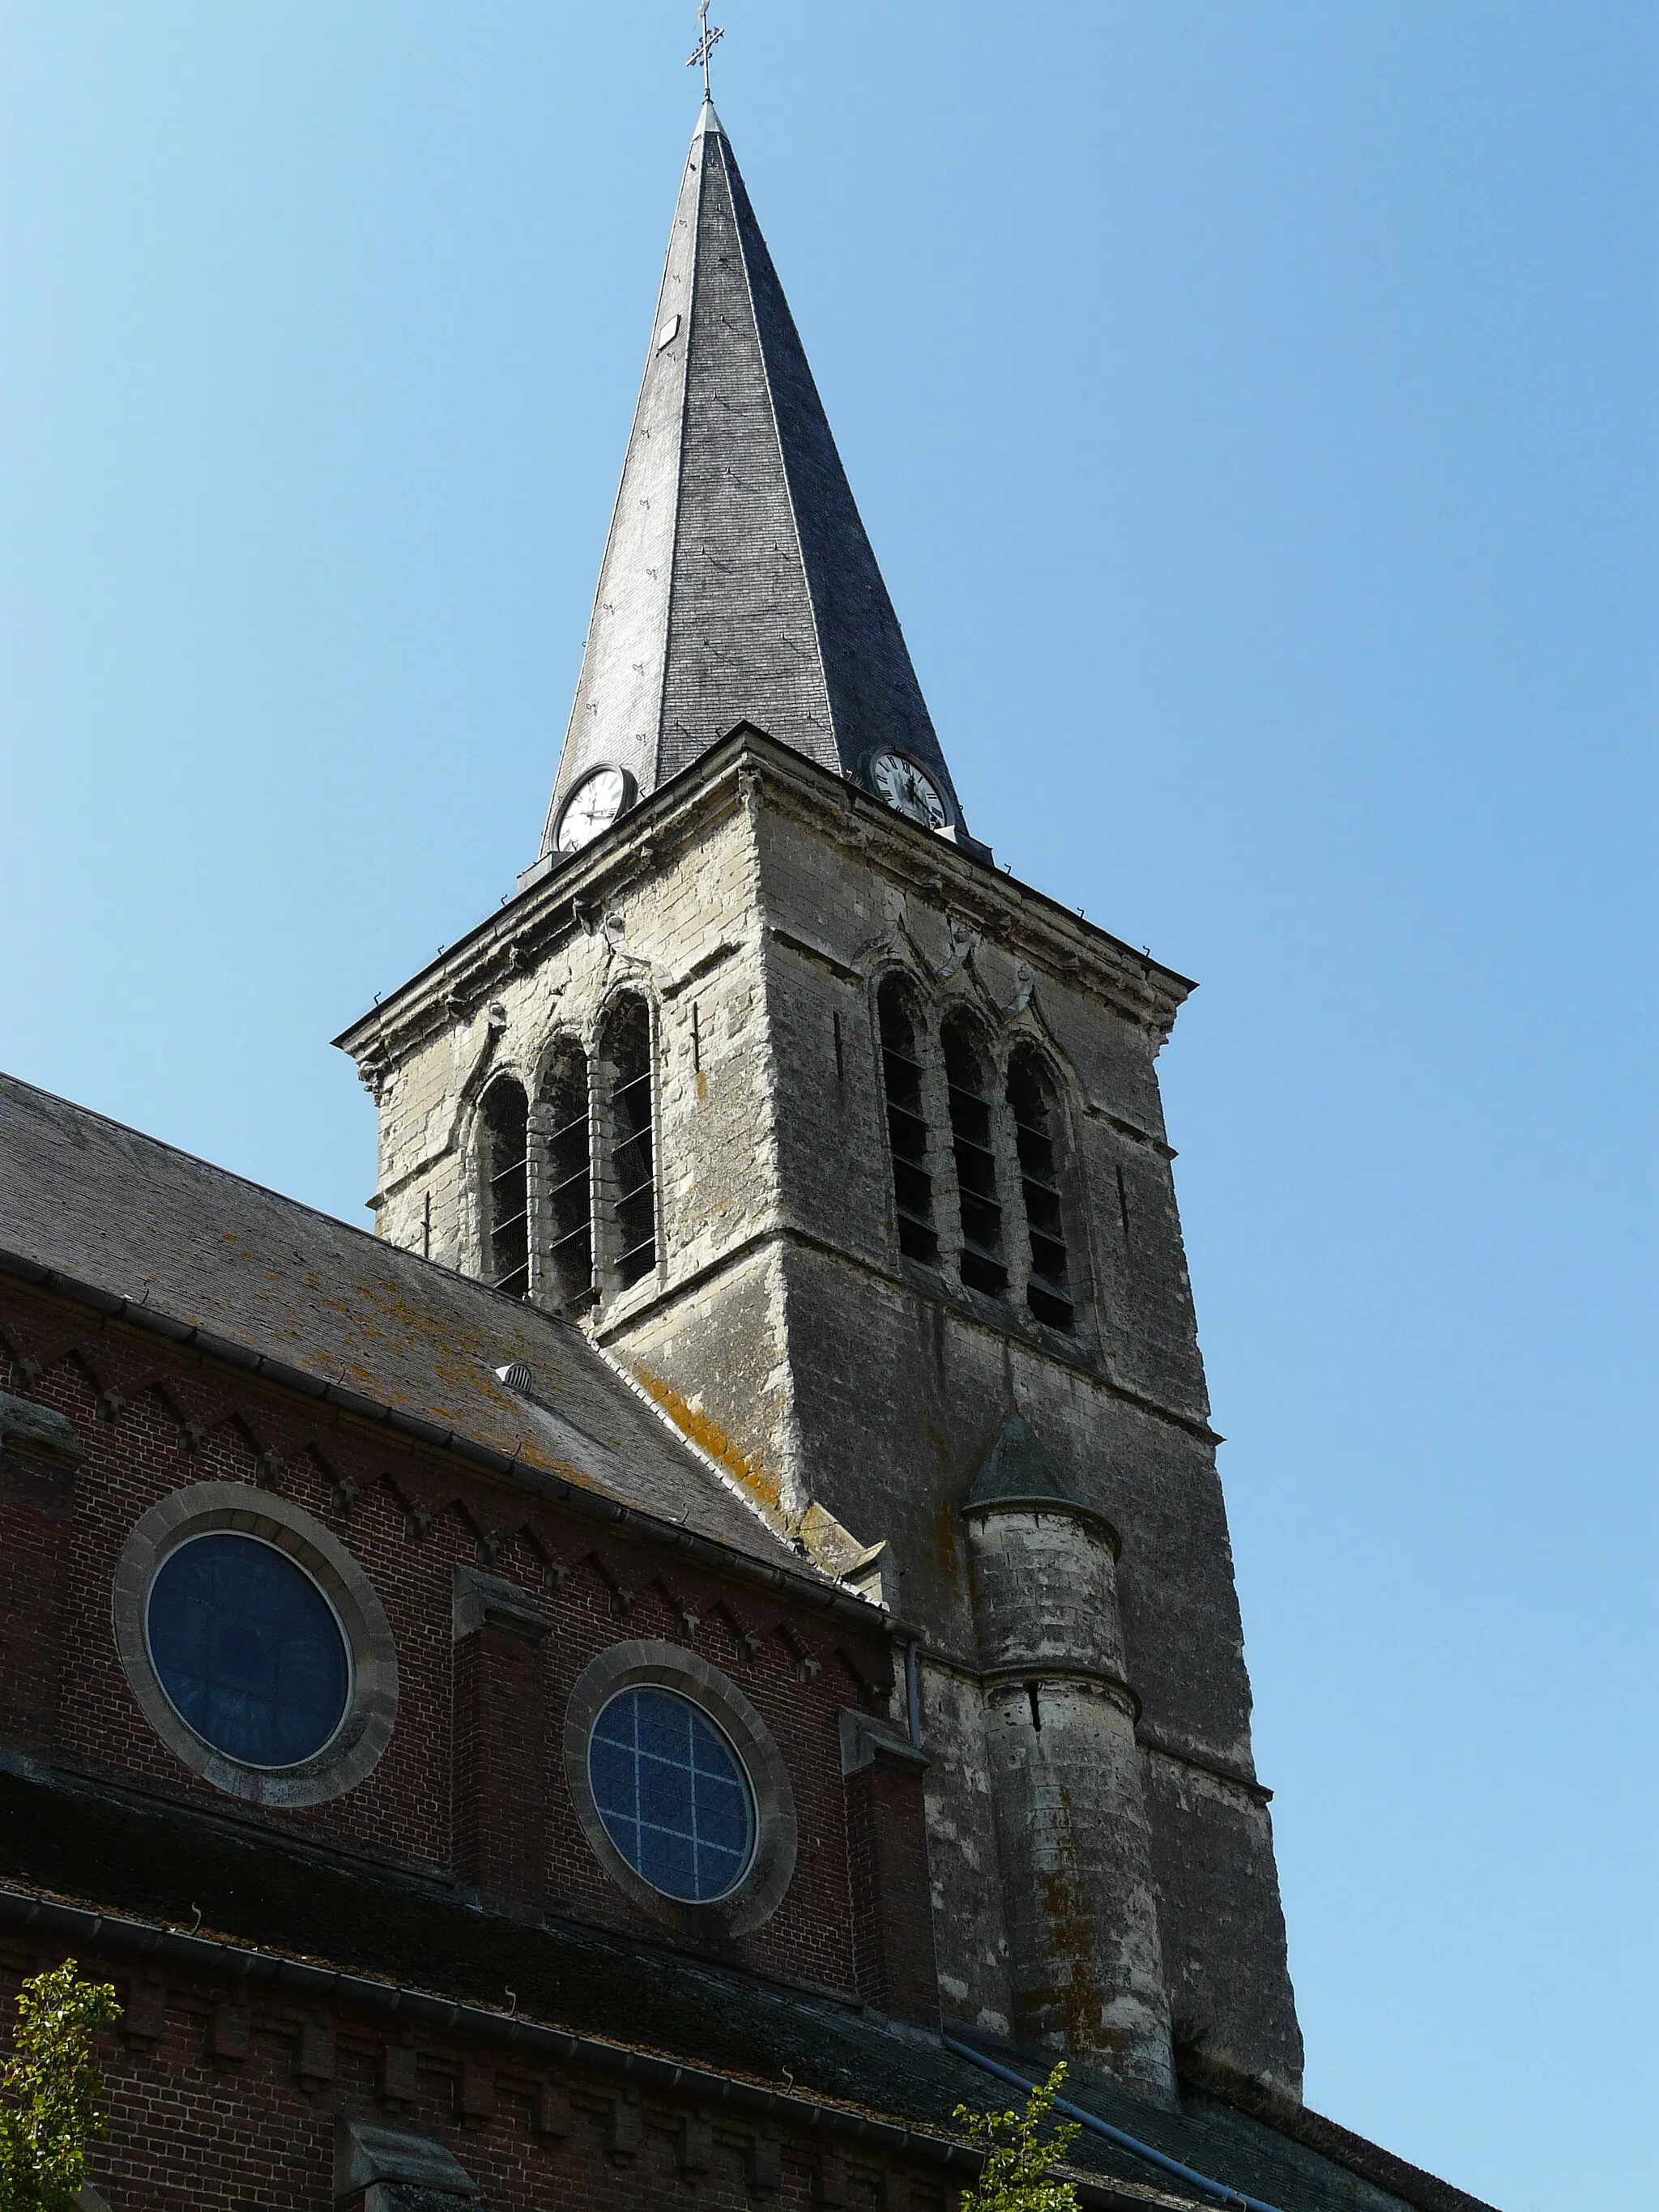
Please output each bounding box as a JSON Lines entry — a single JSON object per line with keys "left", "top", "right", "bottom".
{"left": 589, "top": 1687, "right": 755, "bottom": 1903}
{"left": 146, "top": 1533, "right": 350, "bottom": 1768}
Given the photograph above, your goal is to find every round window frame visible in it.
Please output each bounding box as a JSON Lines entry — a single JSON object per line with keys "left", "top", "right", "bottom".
{"left": 587, "top": 1683, "right": 758, "bottom": 1906}
{"left": 564, "top": 1641, "right": 796, "bottom": 1939}
{"left": 144, "top": 1528, "right": 354, "bottom": 1773}
{"left": 113, "top": 1483, "right": 399, "bottom": 1808}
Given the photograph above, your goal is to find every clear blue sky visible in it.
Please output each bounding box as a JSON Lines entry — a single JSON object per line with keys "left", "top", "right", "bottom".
{"left": 1, "top": 7, "right": 1652, "bottom": 2206}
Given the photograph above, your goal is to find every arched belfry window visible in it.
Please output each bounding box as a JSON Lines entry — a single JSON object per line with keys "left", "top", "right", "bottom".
{"left": 878, "top": 977, "right": 936, "bottom": 1264}
{"left": 1006, "top": 1049, "right": 1074, "bottom": 1331}
{"left": 942, "top": 1014, "right": 1007, "bottom": 1297}
{"left": 480, "top": 1076, "right": 531, "bottom": 1298}
{"left": 602, "top": 995, "right": 657, "bottom": 1292}
{"left": 540, "top": 1040, "right": 594, "bottom": 1312}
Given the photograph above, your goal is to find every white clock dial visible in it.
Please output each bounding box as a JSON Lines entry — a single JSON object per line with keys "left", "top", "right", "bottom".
{"left": 556, "top": 767, "right": 633, "bottom": 853}
{"left": 869, "top": 752, "right": 948, "bottom": 830}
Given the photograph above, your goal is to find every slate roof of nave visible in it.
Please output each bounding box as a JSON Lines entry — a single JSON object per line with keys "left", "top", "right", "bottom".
{"left": 0, "top": 1068, "right": 812, "bottom": 1577}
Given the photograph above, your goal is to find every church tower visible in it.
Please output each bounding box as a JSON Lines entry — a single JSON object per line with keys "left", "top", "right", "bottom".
{"left": 337, "top": 102, "right": 1303, "bottom": 2108}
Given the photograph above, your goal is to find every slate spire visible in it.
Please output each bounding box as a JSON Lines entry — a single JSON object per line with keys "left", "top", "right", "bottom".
{"left": 543, "top": 104, "right": 967, "bottom": 852}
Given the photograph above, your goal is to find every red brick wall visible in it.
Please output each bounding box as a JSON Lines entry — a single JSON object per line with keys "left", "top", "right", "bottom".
{"left": 0, "top": 1937, "right": 959, "bottom": 2212}
{"left": 453, "top": 1613, "right": 549, "bottom": 1911}
{"left": 846, "top": 1750, "right": 940, "bottom": 2027}
{"left": 0, "top": 1431, "right": 74, "bottom": 1757}
{"left": 0, "top": 1285, "right": 912, "bottom": 2006}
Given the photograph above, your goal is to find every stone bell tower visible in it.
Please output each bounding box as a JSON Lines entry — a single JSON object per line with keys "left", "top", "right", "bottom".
{"left": 338, "top": 100, "right": 1303, "bottom": 2109}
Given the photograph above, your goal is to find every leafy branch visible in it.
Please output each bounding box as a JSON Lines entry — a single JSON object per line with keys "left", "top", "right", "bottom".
{"left": 0, "top": 1960, "right": 122, "bottom": 2212}
{"left": 954, "top": 2060, "right": 1082, "bottom": 2212}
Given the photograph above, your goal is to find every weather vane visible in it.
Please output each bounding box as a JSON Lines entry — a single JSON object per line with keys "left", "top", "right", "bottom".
{"left": 687, "top": 1, "right": 724, "bottom": 102}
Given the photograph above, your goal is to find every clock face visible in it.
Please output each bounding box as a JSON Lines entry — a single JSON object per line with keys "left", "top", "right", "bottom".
{"left": 556, "top": 767, "right": 634, "bottom": 854}
{"left": 869, "top": 752, "right": 949, "bottom": 830}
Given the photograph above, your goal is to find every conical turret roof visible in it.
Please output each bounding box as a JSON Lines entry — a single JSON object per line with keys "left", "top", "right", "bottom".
{"left": 964, "top": 1413, "right": 1082, "bottom": 1515}
{"left": 543, "top": 104, "right": 966, "bottom": 852}
{"left": 963, "top": 1412, "right": 1122, "bottom": 1550}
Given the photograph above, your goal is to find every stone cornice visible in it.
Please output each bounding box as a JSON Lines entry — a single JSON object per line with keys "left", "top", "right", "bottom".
{"left": 744, "top": 735, "right": 1195, "bottom": 1041}
{"left": 334, "top": 729, "right": 1195, "bottom": 1078}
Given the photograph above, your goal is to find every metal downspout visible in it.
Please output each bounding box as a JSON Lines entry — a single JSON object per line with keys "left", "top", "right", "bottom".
{"left": 939, "top": 2032, "right": 1285, "bottom": 2212}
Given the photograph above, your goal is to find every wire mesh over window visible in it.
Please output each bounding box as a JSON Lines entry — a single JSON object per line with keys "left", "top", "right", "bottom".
{"left": 588, "top": 1686, "right": 755, "bottom": 1903}
{"left": 1007, "top": 1050, "right": 1073, "bottom": 1330}
{"left": 604, "top": 995, "right": 658, "bottom": 1290}
{"left": 540, "top": 1042, "right": 594, "bottom": 1312}
{"left": 480, "top": 1076, "right": 531, "bottom": 1298}
{"left": 878, "top": 978, "right": 936, "bottom": 1263}
{"left": 942, "top": 1016, "right": 1008, "bottom": 1296}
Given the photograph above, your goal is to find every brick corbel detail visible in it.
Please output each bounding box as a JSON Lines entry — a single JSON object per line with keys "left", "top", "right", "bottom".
{"left": 451, "top": 1566, "right": 550, "bottom": 1912}
{"left": 839, "top": 1710, "right": 938, "bottom": 2027}
{"left": 0, "top": 1391, "right": 83, "bottom": 1758}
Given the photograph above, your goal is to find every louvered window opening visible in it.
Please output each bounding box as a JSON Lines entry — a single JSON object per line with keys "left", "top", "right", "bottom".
{"left": 481, "top": 1077, "right": 531, "bottom": 1299}
{"left": 879, "top": 982, "right": 936, "bottom": 1263}
{"left": 607, "top": 998, "right": 658, "bottom": 1289}
{"left": 543, "top": 1045, "right": 594, "bottom": 1311}
{"left": 943, "top": 1021, "right": 1007, "bottom": 1296}
{"left": 1007, "top": 1055, "right": 1073, "bottom": 1330}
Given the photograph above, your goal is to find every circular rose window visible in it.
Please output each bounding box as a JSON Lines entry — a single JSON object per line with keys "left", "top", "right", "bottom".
{"left": 588, "top": 1686, "right": 755, "bottom": 1903}
{"left": 146, "top": 1531, "right": 351, "bottom": 1768}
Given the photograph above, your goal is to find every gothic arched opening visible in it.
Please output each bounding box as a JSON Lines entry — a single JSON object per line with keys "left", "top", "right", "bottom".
{"left": 540, "top": 1039, "right": 594, "bottom": 1313}
{"left": 479, "top": 1076, "right": 531, "bottom": 1298}
{"left": 1006, "top": 1048, "right": 1073, "bottom": 1331}
{"left": 941, "top": 1013, "right": 1007, "bottom": 1297}
{"left": 601, "top": 995, "right": 657, "bottom": 1292}
{"left": 877, "top": 977, "right": 936, "bottom": 1264}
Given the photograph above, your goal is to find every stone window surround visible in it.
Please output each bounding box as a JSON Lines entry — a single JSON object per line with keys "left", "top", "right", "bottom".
{"left": 464, "top": 985, "right": 663, "bottom": 1312}
{"left": 562, "top": 1639, "right": 797, "bottom": 1940}
{"left": 866, "top": 963, "right": 1089, "bottom": 1330}
{"left": 113, "top": 1481, "right": 399, "bottom": 1809}
{"left": 531, "top": 1033, "right": 595, "bottom": 1315}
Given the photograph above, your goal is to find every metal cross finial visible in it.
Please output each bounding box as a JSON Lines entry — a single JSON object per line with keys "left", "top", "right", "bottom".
{"left": 687, "top": 0, "right": 724, "bottom": 101}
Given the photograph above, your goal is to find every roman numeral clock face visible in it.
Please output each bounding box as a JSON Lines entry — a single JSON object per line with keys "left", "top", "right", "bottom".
{"left": 869, "top": 751, "right": 948, "bottom": 829}
{"left": 556, "top": 766, "right": 636, "bottom": 853}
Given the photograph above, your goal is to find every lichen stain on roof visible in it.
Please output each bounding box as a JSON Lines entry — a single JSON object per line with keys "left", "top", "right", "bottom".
{"left": 631, "top": 1364, "right": 784, "bottom": 1519}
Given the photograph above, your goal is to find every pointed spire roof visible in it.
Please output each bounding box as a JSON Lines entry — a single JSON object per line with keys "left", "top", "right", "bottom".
{"left": 543, "top": 109, "right": 966, "bottom": 853}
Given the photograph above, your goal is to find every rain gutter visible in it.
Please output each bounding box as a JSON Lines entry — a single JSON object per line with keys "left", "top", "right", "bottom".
{"left": 940, "top": 2032, "right": 1284, "bottom": 2212}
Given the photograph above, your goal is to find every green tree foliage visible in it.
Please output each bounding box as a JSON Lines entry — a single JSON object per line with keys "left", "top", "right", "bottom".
{"left": 0, "top": 1960, "right": 122, "bottom": 2212}
{"left": 954, "top": 2061, "right": 1082, "bottom": 2212}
